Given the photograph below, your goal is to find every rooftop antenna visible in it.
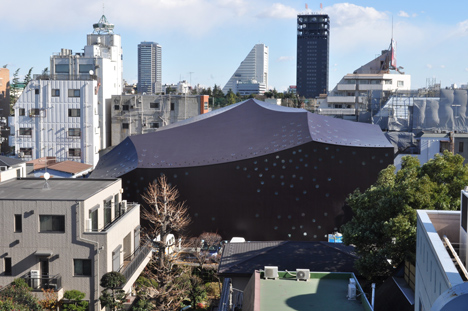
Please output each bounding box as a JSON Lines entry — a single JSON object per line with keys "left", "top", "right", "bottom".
{"left": 320, "top": 3, "right": 323, "bottom": 13}
{"left": 43, "top": 172, "right": 50, "bottom": 189}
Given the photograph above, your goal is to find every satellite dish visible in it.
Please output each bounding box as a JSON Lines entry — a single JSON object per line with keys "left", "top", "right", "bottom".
{"left": 44, "top": 172, "right": 50, "bottom": 180}
{"left": 89, "top": 70, "right": 94, "bottom": 76}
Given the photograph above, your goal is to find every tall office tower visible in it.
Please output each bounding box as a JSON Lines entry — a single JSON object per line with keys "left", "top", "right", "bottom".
{"left": 222, "top": 44, "right": 268, "bottom": 95}
{"left": 296, "top": 13, "right": 330, "bottom": 98}
{"left": 138, "top": 42, "right": 162, "bottom": 94}
{"left": 10, "top": 15, "right": 123, "bottom": 167}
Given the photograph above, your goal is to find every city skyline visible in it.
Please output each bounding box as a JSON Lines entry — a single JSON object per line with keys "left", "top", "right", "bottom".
{"left": 2, "top": 0, "right": 468, "bottom": 92}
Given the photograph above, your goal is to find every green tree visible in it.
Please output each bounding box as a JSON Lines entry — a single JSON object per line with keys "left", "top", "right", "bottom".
{"left": 225, "top": 89, "right": 238, "bottom": 106}
{"left": 0, "top": 278, "right": 42, "bottom": 311}
{"left": 342, "top": 151, "right": 468, "bottom": 280}
{"left": 23, "top": 67, "right": 33, "bottom": 86}
{"left": 10, "top": 68, "right": 21, "bottom": 108}
{"left": 99, "top": 272, "right": 127, "bottom": 311}
{"left": 62, "top": 290, "right": 89, "bottom": 311}
{"left": 212, "top": 84, "right": 224, "bottom": 98}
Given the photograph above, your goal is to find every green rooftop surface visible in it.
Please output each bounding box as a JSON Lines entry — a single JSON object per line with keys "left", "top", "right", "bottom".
{"left": 259, "top": 272, "right": 371, "bottom": 311}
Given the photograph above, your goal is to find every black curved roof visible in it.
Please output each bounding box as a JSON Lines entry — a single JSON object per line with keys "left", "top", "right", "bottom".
{"left": 91, "top": 99, "right": 391, "bottom": 178}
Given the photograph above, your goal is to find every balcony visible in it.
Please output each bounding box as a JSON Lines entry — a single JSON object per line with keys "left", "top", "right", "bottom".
{"left": 21, "top": 272, "right": 64, "bottom": 300}
{"left": 86, "top": 202, "right": 138, "bottom": 233}
{"left": 119, "top": 242, "right": 153, "bottom": 292}
{"left": 337, "top": 84, "right": 356, "bottom": 91}
{"left": 326, "top": 96, "right": 356, "bottom": 104}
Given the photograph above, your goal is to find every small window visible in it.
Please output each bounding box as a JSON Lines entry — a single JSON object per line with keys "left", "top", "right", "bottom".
{"left": 123, "top": 123, "right": 129, "bottom": 129}
{"left": 104, "top": 199, "right": 112, "bottom": 227}
{"left": 440, "top": 141, "right": 450, "bottom": 153}
{"left": 19, "top": 148, "right": 32, "bottom": 156}
{"left": 14, "top": 215, "right": 22, "bottom": 232}
{"left": 4, "top": 258, "right": 12, "bottom": 276}
{"left": 55, "top": 64, "right": 69, "bottom": 73}
{"left": 204, "top": 102, "right": 208, "bottom": 110}
{"left": 19, "top": 108, "right": 25, "bottom": 116}
{"left": 151, "top": 123, "right": 159, "bottom": 129}
{"left": 30, "top": 109, "right": 40, "bottom": 116}
{"left": 170, "top": 103, "right": 175, "bottom": 111}
{"left": 150, "top": 102, "right": 160, "bottom": 109}
{"left": 122, "top": 105, "right": 129, "bottom": 111}
{"left": 79, "top": 64, "right": 94, "bottom": 74}
{"left": 39, "top": 215, "right": 65, "bottom": 232}
{"left": 35, "top": 89, "right": 39, "bottom": 95}
{"left": 397, "top": 81, "right": 404, "bottom": 87}
{"left": 460, "top": 142, "right": 464, "bottom": 153}
{"left": 52, "top": 89, "right": 60, "bottom": 97}
{"left": 68, "top": 109, "right": 80, "bottom": 117}
{"left": 114, "top": 105, "right": 120, "bottom": 110}
{"left": 68, "top": 89, "right": 80, "bottom": 97}
{"left": 89, "top": 208, "right": 98, "bottom": 231}
{"left": 68, "top": 148, "right": 81, "bottom": 157}
{"left": 19, "top": 128, "right": 32, "bottom": 136}
{"left": 74, "top": 259, "right": 91, "bottom": 276}
{"left": 68, "top": 128, "right": 81, "bottom": 137}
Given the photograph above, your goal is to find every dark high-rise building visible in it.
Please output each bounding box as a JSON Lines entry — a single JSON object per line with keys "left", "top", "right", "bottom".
{"left": 296, "top": 13, "right": 330, "bottom": 98}
{"left": 138, "top": 42, "right": 162, "bottom": 94}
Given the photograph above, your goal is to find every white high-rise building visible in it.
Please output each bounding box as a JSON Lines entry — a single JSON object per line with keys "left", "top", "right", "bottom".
{"left": 222, "top": 44, "right": 268, "bottom": 95}
{"left": 138, "top": 42, "right": 162, "bottom": 94}
{"left": 9, "top": 15, "right": 123, "bottom": 167}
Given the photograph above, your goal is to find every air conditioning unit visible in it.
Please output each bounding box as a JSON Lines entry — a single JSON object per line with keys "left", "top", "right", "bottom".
{"left": 296, "top": 269, "right": 310, "bottom": 281}
{"left": 30, "top": 270, "right": 40, "bottom": 289}
{"left": 86, "top": 219, "right": 93, "bottom": 232}
{"left": 121, "top": 200, "right": 127, "bottom": 212}
{"left": 264, "top": 266, "right": 278, "bottom": 280}
{"left": 348, "top": 283, "right": 357, "bottom": 300}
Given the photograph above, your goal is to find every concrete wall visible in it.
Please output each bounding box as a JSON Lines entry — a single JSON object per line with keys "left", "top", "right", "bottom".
{"left": 415, "top": 210, "right": 464, "bottom": 311}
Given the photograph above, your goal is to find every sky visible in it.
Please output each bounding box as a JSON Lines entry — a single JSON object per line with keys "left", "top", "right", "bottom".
{"left": 1, "top": 0, "right": 468, "bottom": 92}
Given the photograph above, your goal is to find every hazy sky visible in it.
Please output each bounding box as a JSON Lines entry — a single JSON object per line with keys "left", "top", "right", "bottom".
{"left": 2, "top": 0, "right": 468, "bottom": 92}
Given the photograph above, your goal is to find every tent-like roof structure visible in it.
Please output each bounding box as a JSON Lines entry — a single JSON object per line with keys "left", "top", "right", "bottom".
{"left": 91, "top": 99, "right": 391, "bottom": 178}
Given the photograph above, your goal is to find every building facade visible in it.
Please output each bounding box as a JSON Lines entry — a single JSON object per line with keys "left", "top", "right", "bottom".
{"left": 109, "top": 94, "right": 209, "bottom": 145}
{"left": 296, "top": 13, "right": 330, "bottom": 99}
{"left": 9, "top": 15, "right": 123, "bottom": 167}
{"left": 0, "top": 68, "right": 9, "bottom": 153}
{"left": 0, "top": 178, "right": 151, "bottom": 311}
{"left": 222, "top": 44, "right": 268, "bottom": 95}
{"left": 137, "top": 42, "right": 162, "bottom": 94}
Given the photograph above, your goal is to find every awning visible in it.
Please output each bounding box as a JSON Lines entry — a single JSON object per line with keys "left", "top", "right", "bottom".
{"left": 34, "top": 250, "right": 53, "bottom": 257}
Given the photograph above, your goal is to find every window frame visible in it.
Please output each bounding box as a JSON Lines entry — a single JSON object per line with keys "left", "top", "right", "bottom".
{"left": 150, "top": 102, "right": 160, "bottom": 109}
{"left": 74, "top": 259, "right": 92, "bottom": 276}
{"left": 39, "top": 215, "right": 65, "bottom": 233}
{"left": 19, "top": 148, "right": 33, "bottom": 156}
{"left": 19, "top": 128, "right": 32, "bottom": 136}
{"left": 14, "top": 214, "right": 22, "bottom": 233}
{"left": 122, "top": 123, "right": 129, "bottom": 129}
{"left": 68, "top": 109, "right": 81, "bottom": 117}
{"left": 18, "top": 108, "right": 25, "bottom": 116}
{"left": 68, "top": 148, "right": 81, "bottom": 157}
{"left": 68, "top": 89, "right": 80, "bottom": 98}
{"left": 4, "top": 257, "right": 12, "bottom": 276}
{"left": 51, "top": 89, "right": 60, "bottom": 97}
{"left": 68, "top": 128, "right": 81, "bottom": 137}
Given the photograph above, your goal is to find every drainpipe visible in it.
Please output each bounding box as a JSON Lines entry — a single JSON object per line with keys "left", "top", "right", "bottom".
{"left": 75, "top": 201, "right": 101, "bottom": 310}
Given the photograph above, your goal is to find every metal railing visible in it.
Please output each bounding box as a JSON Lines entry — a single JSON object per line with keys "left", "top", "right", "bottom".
{"left": 21, "top": 272, "right": 62, "bottom": 291}
{"left": 86, "top": 202, "right": 138, "bottom": 233}
{"left": 120, "top": 242, "right": 152, "bottom": 283}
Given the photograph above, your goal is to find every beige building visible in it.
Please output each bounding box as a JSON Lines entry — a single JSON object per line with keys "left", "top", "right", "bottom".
{"left": 0, "top": 178, "right": 151, "bottom": 310}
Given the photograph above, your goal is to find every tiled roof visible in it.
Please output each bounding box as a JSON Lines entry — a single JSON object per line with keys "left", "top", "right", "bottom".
{"left": 48, "top": 161, "right": 92, "bottom": 174}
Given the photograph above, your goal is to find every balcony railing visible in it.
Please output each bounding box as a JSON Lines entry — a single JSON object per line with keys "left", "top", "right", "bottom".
{"left": 86, "top": 202, "right": 138, "bottom": 233}
{"left": 21, "top": 272, "right": 62, "bottom": 291}
{"left": 119, "top": 242, "right": 152, "bottom": 283}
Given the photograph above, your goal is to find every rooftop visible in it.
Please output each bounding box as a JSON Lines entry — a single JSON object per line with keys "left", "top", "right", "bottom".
{"left": 252, "top": 271, "right": 371, "bottom": 311}
{"left": 0, "top": 178, "right": 119, "bottom": 201}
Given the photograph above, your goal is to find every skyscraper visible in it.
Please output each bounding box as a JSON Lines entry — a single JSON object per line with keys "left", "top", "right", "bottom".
{"left": 296, "top": 13, "right": 330, "bottom": 98}
{"left": 138, "top": 42, "right": 162, "bottom": 94}
{"left": 222, "top": 44, "right": 268, "bottom": 95}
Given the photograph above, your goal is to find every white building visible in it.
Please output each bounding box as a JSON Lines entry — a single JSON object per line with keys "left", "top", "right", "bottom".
{"left": 0, "top": 178, "right": 151, "bottom": 311}
{"left": 222, "top": 44, "right": 268, "bottom": 95}
{"left": 9, "top": 15, "right": 123, "bottom": 167}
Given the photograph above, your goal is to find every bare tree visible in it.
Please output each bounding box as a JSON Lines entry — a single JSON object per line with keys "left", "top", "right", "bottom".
{"left": 141, "top": 175, "right": 191, "bottom": 267}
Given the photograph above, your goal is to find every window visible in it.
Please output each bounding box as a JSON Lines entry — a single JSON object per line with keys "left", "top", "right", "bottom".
{"left": 204, "top": 102, "right": 208, "bottom": 110}
{"left": 52, "top": 89, "right": 60, "bottom": 97}
{"left": 68, "top": 148, "right": 81, "bottom": 157}
{"left": 74, "top": 259, "right": 91, "bottom": 276}
{"left": 30, "top": 109, "right": 40, "bottom": 116}
{"left": 68, "top": 109, "right": 80, "bottom": 117}
{"left": 462, "top": 194, "right": 467, "bottom": 232}
{"left": 19, "top": 108, "right": 25, "bottom": 116}
{"left": 79, "top": 64, "right": 94, "bottom": 73}
{"left": 151, "top": 123, "right": 159, "bottom": 129}
{"left": 14, "top": 215, "right": 22, "bottom": 232}
{"left": 39, "top": 215, "right": 65, "bottom": 232}
{"left": 68, "top": 89, "right": 80, "bottom": 97}
{"left": 35, "top": 89, "right": 39, "bottom": 95}
{"left": 112, "top": 246, "right": 121, "bottom": 271}
{"left": 19, "top": 128, "right": 32, "bottom": 136}
{"left": 104, "top": 198, "right": 112, "bottom": 227}
{"left": 68, "top": 128, "right": 81, "bottom": 137}
{"left": 19, "top": 148, "right": 32, "bottom": 156}
{"left": 134, "top": 226, "right": 141, "bottom": 251}
{"left": 397, "top": 81, "right": 405, "bottom": 87}
{"left": 4, "top": 258, "right": 11, "bottom": 276}
{"left": 89, "top": 208, "right": 98, "bottom": 231}
{"left": 114, "top": 194, "right": 120, "bottom": 218}
{"left": 460, "top": 142, "right": 464, "bottom": 153}
{"left": 440, "top": 141, "right": 450, "bottom": 153}
{"left": 150, "top": 102, "right": 160, "bottom": 109}
{"left": 171, "top": 103, "right": 175, "bottom": 111}
{"left": 122, "top": 105, "right": 129, "bottom": 111}
{"left": 123, "top": 123, "right": 129, "bottom": 129}
{"left": 114, "top": 105, "right": 120, "bottom": 110}
{"left": 55, "top": 64, "right": 69, "bottom": 73}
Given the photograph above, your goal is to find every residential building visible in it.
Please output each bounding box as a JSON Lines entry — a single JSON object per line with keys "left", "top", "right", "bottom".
{"left": 296, "top": 13, "right": 330, "bottom": 98}
{"left": 0, "top": 178, "right": 151, "bottom": 311}
{"left": 0, "top": 68, "right": 10, "bottom": 153}
{"left": 222, "top": 44, "right": 268, "bottom": 95}
{"left": 0, "top": 155, "right": 26, "bottom": 182}
{"left": 26, "top": 157, "right": 93, "bottom": 178}
{"left": 9, "top": 15, "right": 123, "bottom": 167}
{"left": 137, "top": 42, "right": 162, "bottom": 94}
{"left": 109, "top": 94, "right": 210, "bottom": 145}
{"left": 91, "top": 99, "right": 393, "bottom": 241}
